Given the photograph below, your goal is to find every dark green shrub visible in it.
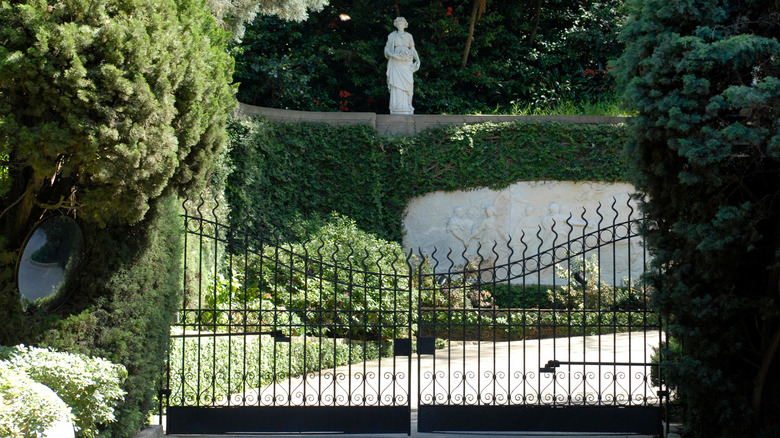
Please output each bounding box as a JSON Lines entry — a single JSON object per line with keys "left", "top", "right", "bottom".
{"left": 30, "top": 196, "right": 183, "bottom": 437}
{"left": 197, "top": 213, "right": 414, "bottom": 341}
{"left": 492, "top": 284, "right": 553, "bottom": 309}
{"left": 232, "top": 0, "right": 626, "bottom": 114}
{"left": 613, "top": 0, "right": 780, "bottom": 434}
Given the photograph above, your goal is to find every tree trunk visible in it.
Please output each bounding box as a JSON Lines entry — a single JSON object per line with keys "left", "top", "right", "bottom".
{"left": 752, "top": 325, "right": 780, "bottom": 430}
{"left": 393, "top": 0, "right": 399, "bottom": 17}
{"left": 2, "top": 170, "right": 42, "bottom": 249}
{"left": 460, "top": 0, "right": 485, "bottom": 68}
{"left": 527, "top": 0, "right": 543, "bottom": 46}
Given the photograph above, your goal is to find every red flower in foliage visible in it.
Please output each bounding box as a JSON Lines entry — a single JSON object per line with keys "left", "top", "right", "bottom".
{"left": 446, "top": 6, "right": 453, "bottom": 16}
{"left": 476, "top": 72, "right": 482, "bottom": 76}
{"left": 339, "top": 90, "right": 352, "bottom": 111}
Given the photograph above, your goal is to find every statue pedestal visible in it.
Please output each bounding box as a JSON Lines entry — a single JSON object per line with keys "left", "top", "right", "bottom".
{"left": 377, "top": 114, "right": 415, "bottom": 135}
{"left": 390, "top": 110, "right": 413, "bottom": 115}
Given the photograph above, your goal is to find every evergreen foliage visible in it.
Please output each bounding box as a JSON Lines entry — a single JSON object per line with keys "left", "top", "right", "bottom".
{"left": 613, "top": 0, "right": 780, "bottom": 435}
{"left": 38, "top": 196, "right": 183, "bottom": 437}
{"left": 0, "top": 0, "right": 233, "bottom": 433}
{"left": 0, "top": 196, "right": 182, "bottom": 437}
{"left": 0, "top": 197, "right": 182, "bottom": 437}
{"left": 0, "top": 0, "right": 235, "bottom": 238}
{"left": 227, "top": 116, "right": 629, "bottom": 243}
{"left": 232, "top": 0, "right": 625, "bottom": 114}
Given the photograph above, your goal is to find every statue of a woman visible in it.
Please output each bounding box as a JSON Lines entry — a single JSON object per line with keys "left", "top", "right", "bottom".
{"left": 384, "top": 17, "right": 420, "bottom": 115}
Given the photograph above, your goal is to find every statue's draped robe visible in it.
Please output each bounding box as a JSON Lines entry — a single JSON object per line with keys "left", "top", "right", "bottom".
{"left": 385, "top": 31, "right": 417, "bottom": 113}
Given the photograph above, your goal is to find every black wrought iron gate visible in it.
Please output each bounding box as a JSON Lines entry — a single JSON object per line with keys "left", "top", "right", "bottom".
{"left": 161, "top": 198, "right": 666, "bottom": 435}
{"left": 413, "top": 201, "right": 663, "bottom": 434}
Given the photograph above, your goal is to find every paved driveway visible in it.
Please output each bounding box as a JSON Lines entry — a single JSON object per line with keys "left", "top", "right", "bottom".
{"left": 238, "top": 331, "right": 661, "bottom": 409}
{"left": 164, "top": 331, "right": 664, "bottom": 437}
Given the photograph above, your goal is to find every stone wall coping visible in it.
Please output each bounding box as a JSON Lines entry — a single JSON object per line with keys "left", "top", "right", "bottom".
{"left": 235, "top": 102, "right": 630, "bottom": 136}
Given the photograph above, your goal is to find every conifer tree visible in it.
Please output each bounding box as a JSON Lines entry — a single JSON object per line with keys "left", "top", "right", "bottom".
{"left": 613, "top": 0, "right": 780, "bottom": 435}
{"left": 0, "top": 0, "right": 235, "bottom": 243}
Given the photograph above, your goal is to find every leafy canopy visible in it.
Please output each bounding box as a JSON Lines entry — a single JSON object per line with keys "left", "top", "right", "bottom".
{"left": 208, "top": 0, "right": 328, "bottom": 40}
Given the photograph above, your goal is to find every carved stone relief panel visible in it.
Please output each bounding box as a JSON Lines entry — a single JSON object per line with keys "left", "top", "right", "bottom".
{"left": 403, "top": 181, "right": 643, "bottom": 285}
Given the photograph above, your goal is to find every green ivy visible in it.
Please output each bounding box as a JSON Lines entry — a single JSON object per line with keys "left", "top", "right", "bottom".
{"left": 227, "top": 117, "right": 629, "bottom": 242}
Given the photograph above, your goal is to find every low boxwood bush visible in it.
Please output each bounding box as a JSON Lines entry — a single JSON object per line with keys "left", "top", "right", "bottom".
{"left": 0, "top": 360, "right": 74, "bottom": 438}
{"left": 0, "top": 345, "right": 127, "bottom": 438}
{"left": 420, "top": 308, "right": 659, "bottom": 341}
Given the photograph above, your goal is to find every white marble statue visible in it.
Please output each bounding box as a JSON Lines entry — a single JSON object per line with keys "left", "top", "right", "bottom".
{"left": 385, "top": 17, "right": 420, "bottom": 115}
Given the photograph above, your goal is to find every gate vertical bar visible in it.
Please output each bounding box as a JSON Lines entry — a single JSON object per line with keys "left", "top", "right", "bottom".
{"left": 407, "top": 249, "right": 414, "bottom": 435}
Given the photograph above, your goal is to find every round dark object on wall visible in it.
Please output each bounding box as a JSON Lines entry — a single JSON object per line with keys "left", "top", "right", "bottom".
{"left": 16, "top": 215, "right": 84, "bottom": 312}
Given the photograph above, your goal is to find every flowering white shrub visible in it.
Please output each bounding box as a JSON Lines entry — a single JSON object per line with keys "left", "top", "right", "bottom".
{"left": 0, "top": 360, "right": 74, "bottom": 437}
{"left": 0, "top": 345, "right": 127, "bottom": 438}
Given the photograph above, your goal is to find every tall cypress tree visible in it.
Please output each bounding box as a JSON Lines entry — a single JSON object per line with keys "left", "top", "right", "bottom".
{"left": 613, "top": 0, "right": 780, "bottom": 435}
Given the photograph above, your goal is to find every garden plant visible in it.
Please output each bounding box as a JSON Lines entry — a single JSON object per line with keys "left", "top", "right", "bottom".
{"left": 613, "top": 0, "right": 780, "bottom": 434}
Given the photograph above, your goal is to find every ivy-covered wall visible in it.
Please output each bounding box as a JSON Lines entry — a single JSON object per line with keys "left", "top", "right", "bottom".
{"left": 227, "top": 116, "right": 630, "bottom": 242}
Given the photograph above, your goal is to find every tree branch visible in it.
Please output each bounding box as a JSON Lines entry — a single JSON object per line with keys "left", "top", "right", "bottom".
{"left": 0, "top": 182, "right": 35, "bottom": 220}
{"left": 527, "top": 0, "right": 543, "bottom": 46}
{"left": 34, "top": 195, "right": 68, "bottom": 211}
{"left": 460, "top": 0, "right": 486, "bottom": 68}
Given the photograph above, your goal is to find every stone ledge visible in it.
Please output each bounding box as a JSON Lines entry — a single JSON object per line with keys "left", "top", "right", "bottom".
{"left": 235, "top": 103, "right": 630, "bottom": 136}
{"left": 236, "top": 103, "right": 376, "bottom": 127}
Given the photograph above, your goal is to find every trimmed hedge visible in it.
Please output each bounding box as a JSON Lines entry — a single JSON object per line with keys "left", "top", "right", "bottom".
{"left": 227, "top": 117, "right": 629, "bottom": 242}
{"left": 168, "top": 335, "right": 391, "bottom": 407}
